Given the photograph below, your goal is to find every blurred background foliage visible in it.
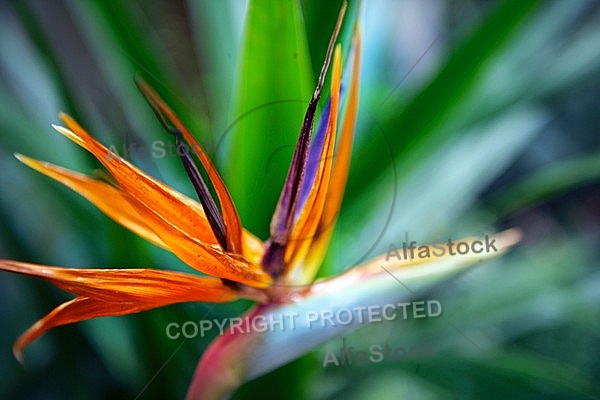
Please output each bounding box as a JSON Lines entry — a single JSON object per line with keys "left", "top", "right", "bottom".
{"left": 0, "top": 0, "right": 599, "bottom": 399}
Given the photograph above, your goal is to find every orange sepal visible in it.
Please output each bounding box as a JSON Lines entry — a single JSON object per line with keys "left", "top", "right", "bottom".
{"left": 284, "top": 45, "right": 342, "bottom": 270}
{"left": 286, "top": 29, "right": 362, "bottom": 284}
{"left": 134, "top": 79, "right": 243, "bottom": 255}
{"left": 54, "top": 116, "right": 217, "bottom": 245}
{"left": 304, "top": 28, "right": 362, "bottom": 276}
{"left": 0, "top": 260, "right": 238, "bottom": 361}
{"left": 15, "top": 154, "right": 167, "bottom": 250}
{"left": 52, "top": 116, "right": 271, "bottom": 286}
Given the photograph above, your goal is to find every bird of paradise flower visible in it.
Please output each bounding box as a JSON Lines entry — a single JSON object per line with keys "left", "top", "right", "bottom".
{"left": 0, "top": 5, "right": 520, "bottom": 399}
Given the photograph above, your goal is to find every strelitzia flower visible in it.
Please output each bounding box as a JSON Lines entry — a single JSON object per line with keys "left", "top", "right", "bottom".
{"left": 0, "top": 5, "right": 520, "bottom": 399}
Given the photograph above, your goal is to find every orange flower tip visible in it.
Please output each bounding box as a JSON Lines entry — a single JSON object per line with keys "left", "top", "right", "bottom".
{"left": 13, "top": 153, "right": 41, "bottom": 169}
{"left": 13, "top": 346, "right": 24, "bottom": 366}
{"left": 14, "top": 154, "right": 44, "bottom": 176}
{"left": 51, "top": 123, "right": 69, "bottom": 135}
{"left": 57, "top": 111, "right": 70, "bottom": 120}
{"left": 51, "top": 124, "right": 84, "bottom": 146}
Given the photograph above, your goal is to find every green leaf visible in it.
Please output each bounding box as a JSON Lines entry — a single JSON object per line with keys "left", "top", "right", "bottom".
{"left": 330, "top": 106, "right": 547, "bottom": 271}
{"left": 346, "top": 0, "right": 542, "bottom": 199}
{"left": 224, "top": 0, "right": 314, "bottom": 238}
{"left": 487, "top": 153, "right": 600, "bottom": 216}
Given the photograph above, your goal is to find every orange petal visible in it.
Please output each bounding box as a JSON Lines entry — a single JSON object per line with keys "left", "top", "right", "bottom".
{"left": 53, "top": 116, "right": 270, "bottom": 286}
{"left": 0, "top": 260, "right": 238, "bottom": 361}
{"left": 16, "top": 150, "right": 263, "bottom": 267}
{"left": 128, "top": 198, "right": 270, "bottom": 286}
{"left": 284, "top": 44, "right": 343, "bottom": 276}
{"left": 135, "top": 78, "right": 243, "bottom": 255}
{"left": 319, "top": 29, "right": 362, "bottom": 235}
{"left": 53, "top": 117, "right": 217, "bottom": 245}
{"left": 241, "top": 230, "right": 265, "bottom": 266}
{"left": 301, "top": 28, "right": 362, "bottom": 282}
{"left": 266, "top": 4, "right": 346, "bottom": 253}
{"left": 15, "top": 154, "right": 167, "bottom": 250}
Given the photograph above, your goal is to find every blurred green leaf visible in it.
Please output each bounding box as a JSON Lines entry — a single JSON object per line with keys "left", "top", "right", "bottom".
{"left": 225, "top": 0, "right": 314, "bottom": 237}
{"left": 488, "top": 153, "right": 600, "bottom": 216}
{"left": 347, "top": 0, "right": 542, "bottom": 199}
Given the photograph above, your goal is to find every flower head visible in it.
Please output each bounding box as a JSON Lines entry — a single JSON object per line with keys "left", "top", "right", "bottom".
{"left": 0, "top": 4, "right": 520, "bottom": 398}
